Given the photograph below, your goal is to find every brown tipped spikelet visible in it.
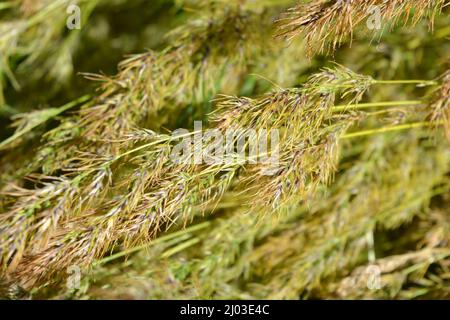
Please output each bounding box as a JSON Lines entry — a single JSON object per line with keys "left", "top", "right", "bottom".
{"left": 276, "top": 0, "right": 448, "bottom": 55}
{"left": 0, "top": 0, "right": 449, "bottom": 300}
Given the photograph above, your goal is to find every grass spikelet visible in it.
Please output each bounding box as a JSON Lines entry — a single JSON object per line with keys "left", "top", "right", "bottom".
{"left": 245, "top": 133, "right": 448, "bottom": 299}
{"left": 427, "top": 70, "right": 450, "bottom": 139}
{"left": 0, "top": 0, "right": 449, "bottom": 300}
{"left": 276, "top": 0, "right": 448, "bottom": 56}
{"left": 2, "top": 65, "right": 381, "bottom": 286}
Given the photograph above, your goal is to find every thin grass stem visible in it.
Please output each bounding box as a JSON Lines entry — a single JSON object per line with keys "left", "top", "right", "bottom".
{"left": 333, "top": 100, "right": 423, "bottom": 112}
{"left": 341, "top": 122, "right": 441, "bottom": 139}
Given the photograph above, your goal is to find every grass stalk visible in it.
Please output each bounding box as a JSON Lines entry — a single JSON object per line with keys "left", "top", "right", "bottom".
{"left": 341, "top": 122, "right": 440, "bottom": 139}
{"left": 333, "top": 100, "right": 423, "bottom": 112}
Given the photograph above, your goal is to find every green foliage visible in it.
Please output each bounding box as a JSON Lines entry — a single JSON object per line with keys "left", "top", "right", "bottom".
{"left": 0, "top": 0, "right": 449, "bottom": 300}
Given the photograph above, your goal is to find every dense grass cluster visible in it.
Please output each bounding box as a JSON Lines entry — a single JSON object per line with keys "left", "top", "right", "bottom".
{"left": 0, "top": 0, "right": 449, "bottom": 299}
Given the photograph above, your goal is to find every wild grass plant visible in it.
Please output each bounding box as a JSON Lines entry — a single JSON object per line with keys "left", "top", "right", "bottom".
{"left": 0, "top": 0, "right": 449, "bottom": 299}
